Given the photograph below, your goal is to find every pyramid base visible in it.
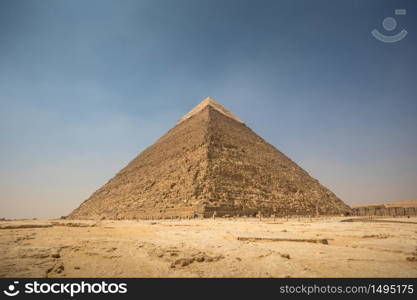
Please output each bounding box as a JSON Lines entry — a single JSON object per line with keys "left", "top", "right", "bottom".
{"left": 69, "top": 204, "right": 350, "bottom": 220}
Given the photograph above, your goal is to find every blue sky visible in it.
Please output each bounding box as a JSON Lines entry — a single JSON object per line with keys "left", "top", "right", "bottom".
{"left": 1, "top": 0, "right": 416, "bottom": 218}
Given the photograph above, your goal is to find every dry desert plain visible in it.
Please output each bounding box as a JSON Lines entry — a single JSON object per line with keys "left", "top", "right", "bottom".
{"left": 1, "top": 216, "right": 417, "bottom": 277}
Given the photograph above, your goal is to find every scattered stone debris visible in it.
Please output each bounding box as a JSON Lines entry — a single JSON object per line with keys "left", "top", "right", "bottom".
{"left": 1, "top": 221, "right": 97, "bottom": 230}
{"left": 341, "top": 218, "right": 417, "bottom": 225}
{"left": 195, "top": 256, "right": 205, "bottom": 262}
{"left": 172, "top": 258, "right": 195, "bottom": 267}
{"left": 166, "top": 250, "right": 224, "bottom": 268}
{"left": 55, "top": 264, "right": 64, "bottom": 274}
{"left": 18, "top": 247, "right": 62, "bottom": 259}
{"left": 237, "top": 237, "right": 329, "bottom": 245}
{"left": 347, "top": 258, "right": 375, "bottom": 262}
{"left": 361, "top": 234, "right": 391, "bottom": 239}
{"left": 406, "top": 248, "right": 417, "bottom": 262}
{"left": 47, "top": 262, "right": 65, "bottom": 276}
{"left": 14, "top": 233, "right": 37, "bottom": 243}
{"left": 171, "top": 253, "right": 224, "bottom": 268}
{"left": 0, "top": 224, "right": 53, "bottom": 230}
{"left": 51, "top": 222, "right": 96, "bottom": 227}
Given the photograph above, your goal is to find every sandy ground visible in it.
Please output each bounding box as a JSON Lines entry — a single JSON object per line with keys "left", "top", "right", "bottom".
{"left": 1, "top": 217, "right": 417, "bottom": 278}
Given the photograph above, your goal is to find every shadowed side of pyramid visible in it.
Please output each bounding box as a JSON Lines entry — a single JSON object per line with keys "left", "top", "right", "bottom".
{"left": 69, "top": 98, "right": 350, "bottom": 219}
{"left": 203, "top": 106, "right": 349, "bottom": 216}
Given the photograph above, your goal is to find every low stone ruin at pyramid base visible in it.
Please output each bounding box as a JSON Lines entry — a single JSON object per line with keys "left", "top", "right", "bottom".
{"left": 68, "top": 97, "right": 351, "bottom": 220}
{"left": 352, "top": 200, "right": 417, "bottom": 217}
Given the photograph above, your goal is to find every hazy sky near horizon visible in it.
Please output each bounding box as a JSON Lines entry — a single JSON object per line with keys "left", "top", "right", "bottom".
{"left": 1, "top": 0, "right": 416, "bottom": 218}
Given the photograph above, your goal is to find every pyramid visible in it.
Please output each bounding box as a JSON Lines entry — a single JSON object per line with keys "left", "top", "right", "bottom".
{"left": 69, "top": 97, "right": 350, "bottom": 219}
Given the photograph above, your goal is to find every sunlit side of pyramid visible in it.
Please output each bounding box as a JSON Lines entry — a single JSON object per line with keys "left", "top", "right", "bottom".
{"left": 69, "top": 97, "right": 350, "bottom": 219}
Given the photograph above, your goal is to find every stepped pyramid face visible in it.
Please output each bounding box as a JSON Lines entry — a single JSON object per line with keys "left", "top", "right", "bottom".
{"left": 69, "top": 97, "right": 350, "bottom": 219}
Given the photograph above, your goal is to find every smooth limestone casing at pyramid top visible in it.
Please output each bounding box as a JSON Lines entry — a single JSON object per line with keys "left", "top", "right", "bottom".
{"left": 69, "top": 98, "right": 351, "bottom": 219}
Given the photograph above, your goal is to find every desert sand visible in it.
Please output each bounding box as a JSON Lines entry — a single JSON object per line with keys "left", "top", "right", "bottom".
{"left": 1, "top": 217, "right": 417, "bottom": 278}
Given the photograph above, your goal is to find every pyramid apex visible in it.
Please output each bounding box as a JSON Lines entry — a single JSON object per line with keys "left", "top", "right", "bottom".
{"left": 201, "top": 96, "right": 216, "bottom": 103}
{"left": 177, "top": 97, "right": 244, "bottom": 125}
